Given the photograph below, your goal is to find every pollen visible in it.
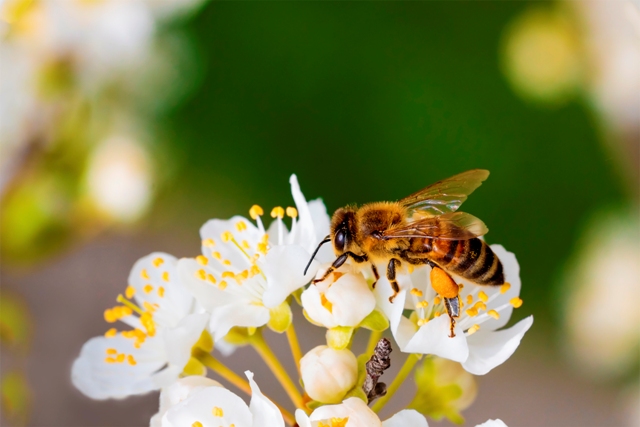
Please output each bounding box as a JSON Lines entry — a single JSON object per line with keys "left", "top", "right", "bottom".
{"left": 430, "top": 267, "right": 459, "bottom": 298}
{"left": 158, "top": 287, "right": 165, "bottom": 297}
{"left": 127, "top": 355, "right": 137, "bottom": 366}
{"left": 466, "top": 294, "right": 473, "bottom": 305}
{"left": 249, "top": 204, "right": 264, "bottom": 220}
{"left": 271, "top": 206, "right": 285, "bottom": 218}
{"left": 416, "top": 300, "right": 429, "bottom": 309}
{"left": 106, "top": 348, "right": 117, "bottom": 355}
{"left": 153, "top": 257, "right": 164, "bottom": 267}
{"left": 196, "top": 255, "right": 208, "bottom": 265}
{"left": 500, "top": 282, "right": 511, "bottom": 294}
{"left": 196, "top": 269, "right": 207, "bottom": 280}
{"left": 140, "top": 269, "right": 149, "bottom": 280}
{"left": 144, "top": 284, "right": 153, "bottom": 294}
{"left": 221, "top": 231, "right": 234, "bottom": 242}
{"left": 104, "top": 328, "right": 117, "bottom": 338}
{"left": 286, "top": 206, "right": 298, "bottom": 218}
{"left": 510, "top": 297, "right": 523, "bottom": 308}
{"left": 162, "top": 272, "right": 170, "bottom": 282}
{"left": 213, "top": 407, "right": 224, "bottom": 417}
{"left": 410, "top": 288, "right": 423, "bottom": 297}
{"left": 218, "top": 281, "right": 228, "bottom": 290}
{"left": 236, "top": 221, "right": 248, "bottom": 232}
{"left": 478, "top": 291, "right": 488, "bottom": 302}
{"left": 202, "top": 238, "right": 215, "bottom": 247}
{"left": 125, "top": 286, "right": 135, "bottom": 299}
{"left": 487, "top": 309, "right": 500, "bottom": 320}
{"left": 467, "top": 324, "right": 480, "bottom": 335}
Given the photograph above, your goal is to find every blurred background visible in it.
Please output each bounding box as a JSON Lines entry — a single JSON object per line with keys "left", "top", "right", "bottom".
{"left": 1, "top": 1, "right": 638, "bottom": 426}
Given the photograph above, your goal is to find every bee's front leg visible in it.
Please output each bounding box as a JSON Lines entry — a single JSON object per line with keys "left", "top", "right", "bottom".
{"left": 443, "top": 296, "right": 461, "bottom": 338}
{"left": 386, "top": 258, "right": 401, "bottom": 303}
{"left": 371, "top": 264, "right": 380, "bottom": 289}
{"left": 312, "top": 252, "right": 368, "bottom": 284}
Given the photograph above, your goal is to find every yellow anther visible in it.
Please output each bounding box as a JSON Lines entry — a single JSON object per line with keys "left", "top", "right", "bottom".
{"left": 249, "top": 205, "right": 264, "bottom": 220}
{"left": 140, "top": 312, "right": 156, "bottom": 337}
{"left": 162, "top": 271, "right": 170, "bottom": 282}
{"left": 415, "top": 300, "right": 429, "bottom": 309}
{"left": 143, "top": 302, "right": 157, "bottom": 313}
{"left": 257, "top": 242, "right": 269, "bottom": 255}
{"left": 466, "top": 294, "right": 473, "bottom": 305}
{"left": 125, "top": 285, "right": 135, "bottom": 299}
{"left": 236, "top": 221, "right": 248, "bottom": 232}
{"left": 510, "top": 297, "right": 523, "bottom": 308}
{"left": 104, "top": 328, "right": 117, "bottom": 338}
{"left": 218, "top": 281, "right": 228, "bottom": 290}
{"left": 206, "top": 274, "right": 217, "bottom": 284}
{"left": 223, "top": 259, "right": 232, "bottom": 266}
{"left": 105, "top": 357, "right": 117, "bottom": 364}
{"left": 433, "top": 296, "right": 441, "bottom": 305}
{"left": 127, "top": 355, "right": 137, "bottom": 366}
{"left": 222, "top": 271, "right": 235, "bottom": 278}
{"left": 467, "top": 324, "right": 480, "bottom": 335}
{"left": 286, "top": 206, "right": 298, "bottom": 218}
{"left": 433, "top": 311, "right": 441, "bottom": 317}
{"left": 104, "top": 309, "right": 117, "bottom": 323}
{"left": 410, "top": 288, "right": 423, "bottom": 297}
{"left": 196, "top": 269, "right": 207, "bottom": 280}
{"left": 473, "top": 301, "right": 487, "bottom": 312}
{"left": 211, "top": 251, "right": 222, "bottom": 260}
{"left": 270, "top": 206, "right": 285, "bottom": 218}
{"left": 140, "top": 269, "right": 149, "bottom": 280}
{"left": 106, "top": 348, "right": 118, "bottom": 355}
{"left": 202, "top": 238, "right": 215, "bottom": 247}
{"left": 466, "top": 308, "right": 478, "bottom": 317}
{"left": 487, "top": 309, "right": 500, "bottom": 320}
{"left": 213, "top": 407, "right": 224, "bottom": 417}
{"left": 221, "top": 231, "right": 234, "bottom": 242}
{"left": 417, "top": 318, "right": 428, "bottom": 326}
{"left": 116, "top": 353, "right": 125, "bottom": 363}
{"left": 237, "top": 270, "right": 249, "bottom": 280}
{"left": 144, "top": 284, "right": 154, "bottom": 294}
{"left": 250, "top": 265, "right": 261, "bottom": 276}
{"left": 478, "top": 291, "right": 488, "bottom": 303}
{"left": 458, "top": 284, "right": 464, "bottom": 290}
{"left": 500, "top": 282, "right": 511, "bottom": 294}
{"left": 158, "top": 287, "right": 165, "bottom": 297}
{"left": 196, "top": 255, "right": 208, "bottom": 265}
{"left": 242, "top": 240, "right": 250, "bottom": 249}
{"left": 192, "top": 422, "right": 203, "bottom": 427}
{"left": 153, "top": 257, "right": 164, "bottom": 268}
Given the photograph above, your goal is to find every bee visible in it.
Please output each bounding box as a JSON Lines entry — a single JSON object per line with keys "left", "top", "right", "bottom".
{"left": 303, "top": 169, "right": 504, "bottom": 337}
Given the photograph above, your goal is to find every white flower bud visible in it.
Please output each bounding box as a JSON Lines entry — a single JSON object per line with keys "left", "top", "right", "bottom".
{"left": 302, "top": 270, "right": 376, "bottom": 328}
{"left": 300, "top": 345, "right": 358, "bottom": 404}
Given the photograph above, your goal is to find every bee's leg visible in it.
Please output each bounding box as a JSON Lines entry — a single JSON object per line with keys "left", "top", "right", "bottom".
{"left": 386, "top": 258, "right": 401, "bottom": 303}
{"left": 312, "top": 252, "right": 368, "bottom": 284}
{"left": 371, "top": 264, "right": 380, "bottom": 289}
{"left": 443, "top": 296, "right": 461, "bottom": 338}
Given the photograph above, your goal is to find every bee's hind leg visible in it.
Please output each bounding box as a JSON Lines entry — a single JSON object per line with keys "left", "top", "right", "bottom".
{"left": 386, "top": 258, "right": 401, "bottom": 303}
{"left": 443, "top": 296, "right": 461, "bottom": 338}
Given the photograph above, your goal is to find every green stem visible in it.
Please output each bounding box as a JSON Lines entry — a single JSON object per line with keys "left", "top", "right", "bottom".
{"left": 365, "top": 329, "right": 383, "bottom": 357}
{"left": 371, "top": 353, "right": 421, "bottom": 414}
{"left": 251, "top": 331, "right": 305, "bottom": 410}
{"left": 285, "top": 323, "right": 303, "bottom": 373}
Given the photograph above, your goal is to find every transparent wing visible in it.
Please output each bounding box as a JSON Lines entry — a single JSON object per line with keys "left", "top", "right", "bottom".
{"left": 380, "top": 212, "right": 488, "bottom": 240}
{"left": 399, "top": 169, "right": 490, "bottom": 216}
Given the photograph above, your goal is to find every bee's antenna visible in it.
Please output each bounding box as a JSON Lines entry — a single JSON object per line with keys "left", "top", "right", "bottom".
{"left": 304, "top": 235, "right": 331, "bottom": 276}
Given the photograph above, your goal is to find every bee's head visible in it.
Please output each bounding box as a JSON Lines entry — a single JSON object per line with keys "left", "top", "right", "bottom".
{"left": 330, "top": 207, "right": 357, "bottom": 254}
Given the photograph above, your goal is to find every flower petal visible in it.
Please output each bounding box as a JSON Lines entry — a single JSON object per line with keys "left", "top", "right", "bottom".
{"left": 161, "top": 386, "right": 252, "bottom": 427}
{"left": 209, "top": 302, "right": 270, "bottom": 342}
{"left": 402, "top": 315, "right": 469, "bottom": 362}
{"left": 177, "top": 258, "right": 238, "bottom": 310}
{"left": 475, "top": 419, "right": 509, "bottom": 427}
{"left": 462, "top": 315, "right": 534, "bottom": 375}
{"left": 246, "top": 371, "right": 285, "bottom": 427}
{"left": 309, "top": 397, "right": 382, "bottom": 427}
{"left": 261, "top": 244, "right": 317, "bottom": 308}
{"left": 200, "top": 216, "right": 261, "bottom": 271}
{"left": 163, "top": 313, "right": 208, "bottom": 369}
{"left": 295, "top": 409, "right": 313, "bottom": 427}
{"left": 307, "top": 198, "right": 333, "bottom": 262}
{"left": 289, "top": 174, "right": 318, "bottom": 252}
{"left": 382, "top": 410, "right": 429, "bottom": 427}
{"left": 151, "top": 376, "right": 223, "bottom": 427}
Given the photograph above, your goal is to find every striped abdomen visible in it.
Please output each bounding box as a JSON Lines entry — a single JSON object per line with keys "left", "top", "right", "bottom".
{"left": 407, "top": 237, "right": 504, "bottom": 286}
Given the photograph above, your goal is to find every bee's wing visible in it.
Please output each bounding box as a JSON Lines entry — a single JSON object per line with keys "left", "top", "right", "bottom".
{"left": 380, "top": 212, "right": 488, "bottom": 240}
{"left": 399, "top": 169, "right": 490, "bottom": 216}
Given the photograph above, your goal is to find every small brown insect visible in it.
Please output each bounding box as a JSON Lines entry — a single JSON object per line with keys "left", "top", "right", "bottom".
{"left": 304, "top": 169, "right": 504, "bottom": 337}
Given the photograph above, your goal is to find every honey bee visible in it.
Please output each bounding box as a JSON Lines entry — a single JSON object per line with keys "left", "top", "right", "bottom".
{"left": 304, "top": 169, "right": 504, "bottom": 337}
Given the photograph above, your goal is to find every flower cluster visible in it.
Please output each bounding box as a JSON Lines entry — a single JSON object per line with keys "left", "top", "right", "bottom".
{"left": 72, "top": 175, "right": 532, "bottom": 426}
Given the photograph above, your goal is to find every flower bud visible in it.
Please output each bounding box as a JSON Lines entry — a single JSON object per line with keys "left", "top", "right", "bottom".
{"left": 300, "top": 345, "right": 358, "bottom": 403}
{"left": 302, "top": 270, "right": 376, "bottom": 328}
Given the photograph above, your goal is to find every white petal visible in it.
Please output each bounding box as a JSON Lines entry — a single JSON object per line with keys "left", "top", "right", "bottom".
{"left": 309, "top": 397, "right": 382, "bottom": 427}
{"left": 200, "top": 216, "right": 261, "bottom": 271}
{"left": 326, "top": 273, "right": 376, "bottom": 327}
{"left": 307, "top": 198, "right": 333, "bottom": 263}
{"left": 462, "top": 316, "right": 534, "bottom": 375}
{"left": 402, "top": 315, "right": 469, "bottom": 362}
{"left": 295, "top": 409, "right": 313, "bottom": 427}
{"left": 301, "top": 285, "right": 337, "bottom": 328}
{"left": 72, "top": 335, "right": 165, "bottom": 400}
{"left": 261, "top": 244, "right": 317, "bottom": 308}
{"left": 289, "top": 174, "right": 317, "bottom": 252}
{"left": 177, "top": 258, "right": 237, "bottom": 310}
{"left": 163, "top": 313, "right": 208, "bottom": 369}
{"left": 151, "top": 376, "right": 223, "bottom": 427}
{"left": 246, "top": 371, "right": 285, "bottom": 427}
{"left": 162, "top": 386, "right": 252, "bottom": 427}
{"left": 475, "top": 419, "right": 508, "bottom": 427}
{"left": 209, "top": 302, "right": 270, "bottom": 341}
{"left": 382, "top": 410, "right": 429, "bottom": 427}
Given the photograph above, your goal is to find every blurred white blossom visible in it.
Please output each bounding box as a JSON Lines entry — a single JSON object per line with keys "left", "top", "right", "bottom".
{"left": 300, "top": 346, "right": 358, "bottom": 404}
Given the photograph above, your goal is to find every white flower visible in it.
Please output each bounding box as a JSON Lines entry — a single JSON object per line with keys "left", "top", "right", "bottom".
{"left": 301, "top": 268, "right": 376, "bottom": 328}
{"left": 476, "top": 420, "right": 508, "bottom": 427}
{"left": 72, "top": 253, "right": 208, "bottom": 399}
{"left": 300, "top": 346, "right": 358, "bottom": 404}
{"left": 376, "top": 245, "right": 533, "bottom": 375}
{"left": 295, "top": 397, "right": 429, "bottom": 427}
{"left": 151, "top": 376, "right": 223, "bottom": 427}
{"left": 178, "top": 174, "right": 331, "bottom": 341}
{"left": 160, "top": 371, "right": 284, "bottom": 427}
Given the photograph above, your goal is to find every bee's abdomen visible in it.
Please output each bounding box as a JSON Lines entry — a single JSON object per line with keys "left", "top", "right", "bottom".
{"left": 431, "top": 238, "right": 504, "bottom": 286}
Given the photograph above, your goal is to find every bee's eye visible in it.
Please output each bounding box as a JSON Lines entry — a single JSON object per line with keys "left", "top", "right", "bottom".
{"left": 335, "top": 229, "right": 347, "bottom": 252}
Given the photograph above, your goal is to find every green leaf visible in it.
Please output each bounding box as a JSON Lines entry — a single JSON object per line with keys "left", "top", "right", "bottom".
{"left": 358, "top": 309, "right": 389, "bottom": 332}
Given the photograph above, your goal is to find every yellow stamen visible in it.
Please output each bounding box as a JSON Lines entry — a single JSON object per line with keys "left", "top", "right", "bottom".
{"left": 196, "top": 269, "right": 207, "bottom": 280}
{"left": 487, "top": 309, "right": 500, "bottom": 320}
{"left": 222, "top": 271, "right": 235, "bottom": 279}
{"left": 510, "top": 297, "right": 523, "bottom": 308}
{"left": 104, "top": 357, "right": 117, "bottom": 364}
{"left": 465, "top": 308, "right": 478, "bottom": 317}
{"left": 286, "top": 206, "right": 298, "bottom": 218}
{"left": 466, "top": 294, "right": 473, "bottom": 304}
{"left": 125, "top": 286, "right": 135, "bottom": 299}
{"left": 127, "top": 355, "right": 137, "bottom": 366}
{"left": 221, "top": 231, "right": 234, "bottom": 242}
{"left": 206, "top": 274, "right": 217, "bottom": 284}
{"left": 140, "top": 269, "right": 149, "bottom": 280}
{"left": 213, "top": 407, "right": 224, "bottom": 417}
{"left": 202, "top": 238, "right": 215, "bottom": 247}
{"left": 104, "top": 309, "right": 117, "bottom": 323}
{"left": 415, "top": 300, "right": 429, "bottom": 309}
{"left": 140, "top": 312, "right": 156, "bottom": 337}
{"left": 410, "top": 288, "right": 423, "bottom": 297}
{"left": 144, "top": 284, "right": 153, "bottom": 294}
{"left": 211, "top": 251, "right": 222, "bottom": 260}
{"left": 249, "top": 204, "right": 264, "bottom": 220}
{"left": 196, "top": 255, "right": 208, "bottom": 265}
{"left": 458, "top": 284, "right": 464, "bottom": 290}
{"left": 236, "top": 221, "right": 247, "bottom": 231}
{"left": 117, "top": 294, "right": 144, "bottom": 315}
{"left": 500, "top": 282, "right": 511, "bottom": 294}
{"left": 162, "top": 271, "right": 170, "bottom": 282}
{"left": 106, "top": 348, "right": 117, "bottom": 355}
{"left": 143, "top": 301, "right": 158, "bottom": 313}
{"left": 433, "top": 311, "right": 441, "bottom": 317}
{"left": 153, "top": 257, "right": 164, "bottom": 267}
{"left": 473, "top": 301, "right": 487, "bottom": 312}
{"left": 417, "top": 318, "right": 428, "bottom": 326}
{"left": 433, "top": 296, "right": 441, "bottom": 305}
{"left": 223, "top": 259, "right": 232, "bottom": 266}
{"left": 158, "top": 287, "right": 165, "bottom": 297}
{"left": 250, "top": 265, "right": 261, "bottom": 276}
{"left": 218, "top": 281, "right": 228, "bottom": 290}
{"left": 257, "top": 242, "right": 269, "bottom": 255}
{"left": 116, "top": 353, "right": 125, "bottom": 363}
{"left": 478, "top": 291, "right": 488, "bottom": 303}
{"left": 242, "top": 240, "right": 250, "bottom": 249}
{"left": 104, "top": 328, "right": 117, "bottom": 338}
{"left": 467, "top": 324, "right": 480, "bottom": 335}
{"left": 192, "top": 422, "right": 203, "bottom": 427}
{"left": 271, "top": 206, "right": 285, "bottom": 218}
